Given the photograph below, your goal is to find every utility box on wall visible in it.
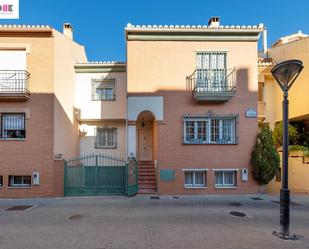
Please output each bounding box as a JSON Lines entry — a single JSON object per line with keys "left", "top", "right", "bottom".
{"left": 33, "top": 172, "right": 40, "bottom": 186}
{"left": 241, "top": 168, "right": 248, "bottom": 182}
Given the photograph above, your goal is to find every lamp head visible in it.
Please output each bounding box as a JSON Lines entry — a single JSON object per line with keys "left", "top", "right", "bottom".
{"left": 271, "top": 59, "right": 304, "bottom": 91}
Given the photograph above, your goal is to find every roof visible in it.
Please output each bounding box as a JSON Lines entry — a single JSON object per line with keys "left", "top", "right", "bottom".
{"left": 74, "top": 61, "right": 126, "bottom": 73}
{"left": 0, "top": 24, "right": 53, "bottom": 37}
{"left": 125, "top": 23, "right": 264, "bottom": 31}
{"left": 125, "top": 23, "right": 264, "bottom": 42}
{"left": 272, "top": 31, "right": 309, "bottom": 47}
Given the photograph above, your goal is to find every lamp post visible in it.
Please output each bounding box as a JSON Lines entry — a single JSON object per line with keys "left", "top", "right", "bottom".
{"left": 271, "top": 59, "right": 304, "bottom": 239}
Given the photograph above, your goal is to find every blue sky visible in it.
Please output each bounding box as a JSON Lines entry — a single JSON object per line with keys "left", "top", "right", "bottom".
{"left": 1, "top": 0, "right": 308, "bottom": 61}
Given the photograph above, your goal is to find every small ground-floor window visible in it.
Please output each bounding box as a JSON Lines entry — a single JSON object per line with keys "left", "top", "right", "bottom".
{"left": 0, "top": 175, "right": 2, "bottom": 187}
{"left": 9, "top": 175, "right": 31, "bottom": 188}
{"left": 214, "top": 170, "right": 237, "bottom": 188}
{"left": 184, "top": 170, "right": 207, "bottom": 188}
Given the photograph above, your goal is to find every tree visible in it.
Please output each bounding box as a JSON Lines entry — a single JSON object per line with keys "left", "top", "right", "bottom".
{"left": 273, "top": 121, "right": 299, "bottom": 147}
{"left": 251, "top": 125, "right": 280, "bottom": 185}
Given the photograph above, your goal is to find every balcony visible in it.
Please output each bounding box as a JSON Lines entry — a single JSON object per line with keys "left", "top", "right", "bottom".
{"left": 187, "top": 69, "right": 236, "bottom": 102}
{"left": 0, "top": 70, "right": 30, "bottom": 100}
{"left": 258, "top": 101, "right": 266, "bottom": 122}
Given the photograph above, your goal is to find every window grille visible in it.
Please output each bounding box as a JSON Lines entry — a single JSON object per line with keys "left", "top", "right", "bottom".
{"left": 183, "top": 114, "right": 237, "bottom": 144}
{"left": 95, "top": 128, "right": 117, "bottom": 148}
{"left": 1, "top": 113, "right": 25, "bottom": 139}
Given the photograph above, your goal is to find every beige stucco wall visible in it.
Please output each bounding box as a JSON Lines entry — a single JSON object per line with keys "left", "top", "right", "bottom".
{"left": 268, "top": 152, "right": 309, "bottom": 194}
{"left": 75, "top": 71, "right": 127, "bottom": 120}
{"left": 0, "top": 36, "right": 54, "bottom": 93}
{"left": 53, "top": 30, "right": 87, "bottom": 159}
{"left": 267, "top": 37, "right": 309, "bottom": 123}
{"left": 127, "top": 41, "right": 258, "bottom": 93}
{"left": 79, "top": 121, "right": 126, "bottom": 158}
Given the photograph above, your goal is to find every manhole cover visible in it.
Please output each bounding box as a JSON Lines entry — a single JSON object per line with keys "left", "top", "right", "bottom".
{"left": 5, "top": 205, "right": 33, "bottom": 211}
{"left": 251, "top": 197, "right": 264, "bottom": 201}
{"left": 150, "top": 196, "right": 160, "bottom": 200}
{"left": 68, "top": 214, "right": 83, "bottom": 220}
{"left": 172, "top": 196, "right": 180, "bottom": 199}
{"left": 229, "top": 211, "right": 246, "bottom": 217}
{"left": 229, "top": 202, "right": 242, "bottom": 207}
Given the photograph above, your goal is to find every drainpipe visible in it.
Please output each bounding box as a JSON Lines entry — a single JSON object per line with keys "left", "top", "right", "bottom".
{"left": 263, "top": 28, "right": 268, "bottom": 56}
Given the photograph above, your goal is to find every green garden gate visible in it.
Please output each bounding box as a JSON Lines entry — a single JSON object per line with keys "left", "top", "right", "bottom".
{"left": 64, "top": 154, "right": 138, "bottom": 197}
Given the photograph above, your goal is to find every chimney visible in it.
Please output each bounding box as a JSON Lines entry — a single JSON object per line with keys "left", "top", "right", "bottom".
{"left": 63, "top": 23, "right": 73, "bottom": 40}
{"left": 208, "top": 17, "right": 220, "bottom": 27}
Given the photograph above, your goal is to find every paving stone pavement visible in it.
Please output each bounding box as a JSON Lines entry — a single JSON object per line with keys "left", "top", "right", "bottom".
{"left": 0, "top": 194, "right": 308, "bottom": 249}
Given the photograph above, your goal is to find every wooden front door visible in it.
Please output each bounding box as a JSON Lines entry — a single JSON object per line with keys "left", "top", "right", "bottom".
{"left": 138, "top": 129, "right": 152, "bottom": 161}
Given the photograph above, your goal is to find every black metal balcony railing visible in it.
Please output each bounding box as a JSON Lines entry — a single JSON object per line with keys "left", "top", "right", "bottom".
{"left": 186, "top": 68, "right": 236, "bottom": 102}
{"left": 0, "top": 70, "right": 30, "bottom": 99}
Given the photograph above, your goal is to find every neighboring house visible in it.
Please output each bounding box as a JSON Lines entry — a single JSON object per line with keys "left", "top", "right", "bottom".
{"left": 0, "top": 24, "right": 87, "bottom": 198}
{"left": 258, "top": 31, "right": 309, "bottom": 193}
{"left": 126, "top": 17, "right": 263, "bottom": 194}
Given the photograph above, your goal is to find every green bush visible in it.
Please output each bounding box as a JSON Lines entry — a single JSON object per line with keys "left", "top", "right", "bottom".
{"left": 251, "top": 125, "right": 280, "bottom": 185}
{"left": 289, "top": 145, "right": 309, "bottom": 157}
{"left": 273, "top": 122, "right": 299, "bottom": 147}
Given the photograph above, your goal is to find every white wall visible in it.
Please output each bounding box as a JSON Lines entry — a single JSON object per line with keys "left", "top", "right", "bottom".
{"left": 0, "top": 50, "right": 26, "bottom": 70}
{"left": 79, "top": 121, "right": 126, "bottom": 158}
{"left": 127, "top": 125, "right": 136, "bottom": 157}
{"left": 128, "top": 96, "right": 164, "bottom": 121}
{"left": 75, "top": 72, "right": 127, "bottom": 120}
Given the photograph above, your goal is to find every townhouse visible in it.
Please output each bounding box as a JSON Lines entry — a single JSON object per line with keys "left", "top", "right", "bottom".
{"left": 0, "top": 24, "right": 87, "bottom": 197}
{"left": 0, "top": 17, "right": 265, "bottom": 197}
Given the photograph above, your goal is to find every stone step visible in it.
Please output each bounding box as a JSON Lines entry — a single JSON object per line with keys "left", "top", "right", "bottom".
{"left": 138, "top": 188, "right": 157, "bottom": 194}
{"left": 138, "top": 179, "right": 156, "bottom": 184}
{"left": 139, "top": 184, "right": 157, "bottom": 189}
{"left": 138, "top": 172, "right": 155, "bottom": 176}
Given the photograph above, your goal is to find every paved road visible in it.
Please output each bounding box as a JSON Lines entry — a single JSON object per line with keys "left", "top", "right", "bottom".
{"left": 0, "top": 194, "right": 308, "bottom": 249}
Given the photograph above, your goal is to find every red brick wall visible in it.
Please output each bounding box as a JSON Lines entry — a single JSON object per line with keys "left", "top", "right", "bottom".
{"left": 0, "top": 94, "right": 55, "bottom": 198}
{"left": 155, "top": 89, "right": 259, "bottom": 195}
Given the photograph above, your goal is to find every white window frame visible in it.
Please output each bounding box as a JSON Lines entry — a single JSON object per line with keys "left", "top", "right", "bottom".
{"left": 183, "top": 115, "right": 236, "bottom": 144}
{"left": 95, "top": 127, "right": 117, "bottom": 149}
{"left": 9, "top": 175, "right": 31, "bottom": 188}
{"left": 213, "top": 169, "right": 238, "bottom": 188}
{"left": 183, "top": 169, "right": 208, "bottom": 188}
{"left": 91, "top": 79, "right": 115, "bottom": 101}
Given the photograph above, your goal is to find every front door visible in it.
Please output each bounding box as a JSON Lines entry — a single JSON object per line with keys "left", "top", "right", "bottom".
{"left": 138, "top": 129, "right": 152, "bottom": 161}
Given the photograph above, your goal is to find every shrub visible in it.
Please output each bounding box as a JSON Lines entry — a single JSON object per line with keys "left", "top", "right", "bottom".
{"left": 251, "top": 125, "right": 280, "bottom": 185}
{"left": 273, "top": 121, "right": 299, "bottom": 147}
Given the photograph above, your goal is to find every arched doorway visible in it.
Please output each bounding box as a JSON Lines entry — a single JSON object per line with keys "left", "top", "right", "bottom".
{"left": 136, "top": 111, "right": 156, "bottom": 161}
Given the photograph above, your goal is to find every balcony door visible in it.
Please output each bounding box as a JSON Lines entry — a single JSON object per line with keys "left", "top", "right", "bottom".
{"left": 196, "top": 52, "right": 227, "bottom": 91}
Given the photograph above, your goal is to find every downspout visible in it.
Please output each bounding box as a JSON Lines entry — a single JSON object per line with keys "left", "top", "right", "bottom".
{"left": 263, "top": 27, "right": 268, "bottom": 56}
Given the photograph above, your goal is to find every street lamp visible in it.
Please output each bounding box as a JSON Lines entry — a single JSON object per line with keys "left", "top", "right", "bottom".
{"left": 271, "top": 59, "right": 304, "bottom": 239}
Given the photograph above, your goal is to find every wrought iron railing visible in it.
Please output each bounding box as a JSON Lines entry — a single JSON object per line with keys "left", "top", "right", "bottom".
{"left": 0, "top": 70, "right": 30, "bottom": 96}
{"left": 186, "top": 68, "right": 236, "bottom": 93}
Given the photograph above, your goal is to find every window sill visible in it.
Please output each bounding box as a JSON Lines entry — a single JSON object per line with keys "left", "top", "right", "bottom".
{"left": 0, "top": 138, "right": 26, "bottom": 141}
{"left": 91, "top": 99, "right": 116, "bottom": 101}
{"left": 183, "top": 142, "right": 237, "bottom": 145}
{"left": 184, "top": 186, "right": 207, "bottom": 189}
{"left": 95, "top": 146, "right": 117, "bottom": 149}
{"left": 215, "top": 186, "right": 237, "bottom": 189}
{"left": 8, "top": 186, "right": 31, "bottom": 189}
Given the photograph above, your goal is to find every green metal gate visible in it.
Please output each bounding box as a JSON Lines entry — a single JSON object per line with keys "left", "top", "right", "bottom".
{"left": 64, "top": 154, "right": 138, "bottom": 197}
